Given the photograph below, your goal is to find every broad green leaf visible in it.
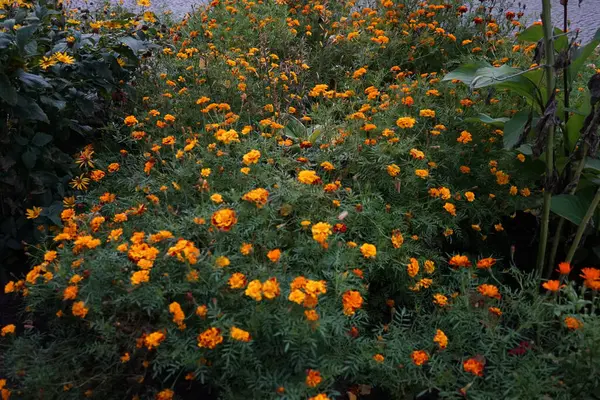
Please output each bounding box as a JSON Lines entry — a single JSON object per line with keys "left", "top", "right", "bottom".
{"left": 441, "top": 61, "right": 491, "bottom": 85}
{"left": 569, "top": 28, "right": 600, "bottom": 83}
{"left": 18, "top": 70, "right": 51, "bottom": 89}
{"left": 15, "top": 24, "right": 37, "bottom": 52}
{"left": 0, "top": 73, "right": 17, "bottom": 105}
{"left": 566, "top": 92, "right": 592, "bottom": 152}
{"left": 551, "top": 194, "right": 590, "bottom": 226}
{"left": 40, "top": 95, "right": 66, "bottom": 110}
{"left": 21, "top": 149, "right": 37, "bottom": 169}
{"left": 31, "top": 132, "right": 53, "bottom": 146}
{"left": 518, "top": 26, "right": 567, "bottom": 50}
{"left": 503, "top": 110, "right": 530, "bottom": 149}
{"left": 0, "top": 32, "right": 13, "bottom": 49}
{"left": 465, "top": 113, "right": 508, "bottom": 127}
{"left": 119, "top": 36, "right": 146, "bottom": 53}
{"left": 584, "top": 158, "right": 600, "bottom": 173}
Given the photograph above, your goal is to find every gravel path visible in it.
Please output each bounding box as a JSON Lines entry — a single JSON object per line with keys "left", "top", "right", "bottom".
{"left": 70, "top": 0, "right": 600, "bottom": 42}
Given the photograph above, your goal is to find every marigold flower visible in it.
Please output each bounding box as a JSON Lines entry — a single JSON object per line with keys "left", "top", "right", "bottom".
{"left": 169, "top": 302, "right": 186, "bottom": 328}
{"left": 308, "top": 394, "right": 330, "bottom": 400}
{"left": 298, "top": 170, "right": 321, "bottom": 184}
{"left": 242, "top": 188, "right": 269, "bottom": 208}
{"left": 228, "top": 273, "right": 247, "bottom": 289}
{"left": 407, "top": 258, "right": 419, "bottom": 277}
{"left": 131, "top": 270, "right": 150, "bottom": 285}
{"left": 391, "top": 230, "right": 404, "bottom": 248}
{"left": 195, "top": 305, "right": 208, "bottom": 318}
{"left": 124, "top": 115, "right": 138, "bottom": 126}
{"left": 387, "top": 164, "right": 401, "bottom": 177}
{"left": 433, "top": 293, "right": 448, "bottom": 307}
{"left": 245, "top": 280, "right": 263, "bottom": 301}
{"left": 396, "top": 116, "right": 416, "bottom": 128}
{"left": 342, "top": 290, "right": 363, "bottom": 315}
{"left": 463, "top": 357, "right": 484, "bottom": 376}
{"left": 433, "top": 329, "right": 448, "bottom": 349}
{"left": 305, "top": 369, "right": 322, "bottom": 387}
{"left": 564, "top": 316, "right": 583, "bottom": 330}
{"left": 211, "top": 208, "right": 238, "bottom": 231}
{"left": 1, "top": 324, "right": 16, "bottom": 337}
{"left": 373, "top": 353, "right": 384, "bottom": 363}
{"left": 311, "top": 222, "right": 332, "bottom": 245}
{"left": 443, "top": 202, "right": 456, "bottom": 216}
{"left": 262, "top": 277, "right": 280, "bottom": 299}
{"left": 411, "top": 350, "right": 429, "bottom": 366}
{"left": 580, "top": 267, "right": 600, "bottom": 289}
{"left": 63, "top": 285, "right": 78, "bottom": 300}
{"left": 419, "top": 109, "right": 435, "bottom": 118}
{"left": 242, "top": 149, "right": 261, "bottom": 165}
{"left": 464, "top": 191, "right": 475, "bottom": 202}
{"left": 415, "top": 169, "right": 429, "bottom": 179}
{"left": 476, "top": 258, "right": 496, "bottom": 269}
{"left": 488, "top": 307, "right": 502, "bottom": 316}
{"left": 197, "top": 327, "right": 223, "bottom": 349}
{"left": 230, "top": 326, "right": 251, "bottom": 342}
{"left": 449, "top": 254, "right": 471, "bottom": 268}
{"left": 457, "top": 130, "right": 472, "bottom": 143}
{"left": 360, "top": 243, "right": 376, "bottom": 258}
{"left": 478, "top": 284, "right": 501, "bottom": 299}
{"left": 72, "top": 301, "right": 89, "bottom": 318}
{"left": 156, "top": 389, "right": 174, "bottom": 400}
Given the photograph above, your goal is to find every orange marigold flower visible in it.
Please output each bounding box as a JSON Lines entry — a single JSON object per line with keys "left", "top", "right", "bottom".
{"left": 373, "top": 353, "right": 384, "bottom": 363}
{"left": 476, "top": 258, "right": 496, "bottom": 269}
{"left": 449, "top": 254, "right": 471, "bottom": 268}
{"left": 415, "top": 169, "right": 429, "bottom": 179}
{"left": 564, "top": 316, "right": 583, "bottom": 330}
{"left": 433, "top": 329, "right": 448, "bottom": 349}
{"left": 267, "top": 249, "right": 281, "bottom": 262}
{"left": 391, "top": 230, "right": 404, "bottom": 248}
{"left": 72, "top": 301, "right": 88, "bottom": 318}
{"left": 228, "top": 273, "right": 247, "bottom": 289}
{"left": 211, "top": 208, "right": 238, "bottom": 231}
{"left": 463, "top": 357, "right": 485, "bottom": 376}
{"left": 242, "top": 149, "right": 261, "bottom": 165}
{"left": 262, "top": 277, "right": 281, "bottom": 299}
{"left": 63, "top": 285, "right": 78, "bottom": 300}
{"left": 443, "top": 202, "right": 456, "bottom": 216}
{"left": 124, "top": 115, "right": 138, "bottom": 126}
{"left": 387, "top": 164, "right": 401, "bottom": 177}
{"left": 411, "top": 350, "right": 429, "bottom": 366}
{"left": 342, "top": 290, "right": 363, "bottom": 315}
{"left": 407, "top": 258, "right": 419, "bottom": 277}
{"left": 457, "top": 130, "right": 472, "bottom": 144}
{"left": 312, "top": 222, "right": 332, "bottom": 245}
{"left": 478, "top": 284, "right": 501, "bottom": 299}
{"left": 298, "top": 170, "right": 321, "bottom": 184}
{"left": 396, "top": 116, "right": 416, "bottom": 128}
{"left": 245, "top": 280, "right": 263, "bottom": 301}
{"left": 144, "top": 331, "right": 165, "bottom": 349}
{"left": 197, "top": 327, "right": 223, "bottom": 349}
{"left": 1, "top": 324, "right": 16, "bottom": 336}
{"left": 242, "top": 188, "right": 269, "bottom": 208}
{"left": 156, "top": 389, "right": 174, "bottom": 400}
{"left": 131, "top": 270, "right": 150, "bottom": 285}
{"left": 306, "top": 369, "right": 322, "bottom": 387}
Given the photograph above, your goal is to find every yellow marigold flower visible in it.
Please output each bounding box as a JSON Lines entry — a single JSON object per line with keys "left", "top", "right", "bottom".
{"left": 262, "top": 277, "right": 280, "bottom": 299}
{"left": 298, "top": 170, "right": 321, "bottom": 184}
{"left": 396, "top": 116, "right": 416, "bottom": 128}
{"left": 197, "top": 327, "right": 223, "bottom": 349}
{"left": 464, "top": 191, "right": 475, "bottom": 202}
{"left": 309, "top": 394, "right": 330, "bottom": 400}
{"left": 387, "top": 164, "right": 401, "bottom": 177}
{"left": 457, "top": 130, "right": 472, "bottom": 143}
{"left": 169, "top": 302, "right": 186, "bottom": 328}
{"left": 433, "top": 293, "right": 448, "bottom": 307}
{"left": 131, "top": 270, "right": 150, "bottom": 285}
{"left": 242, "top": 149, "right": 261, "bottom": 165}
{"left": 201, "top": 168, "right": 211, "bottom": 177}
{"left": 415, "top": 169, "right": 429, "bottom": 179}
{"left": 242, "top": 188, "right": 269, "bottom": 208}
{"left": 391, "top": 230, "right": 404, "bottom": 248}
{"left": 210, "top": 193, "right": 224, "bottom": 204}
{"left": 195, "top": 305, "right": 208, "bottom": 318}
{"left": 240, "top": 243, "right": 253, "bottom": 255}
{"left": 288, "top": 289, "right": 306, "bottom": 304}
{"left": 360, "top": 243, "right": 376, "bottom": 258}
{"left": 419, "top": 109, "right": 435, "bottom": 118}
{"left": 211, "top": 208, "right": 238, "bottom": 231}
{"left": 311, "top": 222, "right": 332, "bottom": 244}
{"left": 215, "top": 256, "right": 230, "bottom": 268}
{"left": 228, "top": 273, "right": 246, "bottom": 289}
{"left": 231, "top": 326, "right": 251, "bottom": 342}
{"left": 245, "top": 280, "right": 262, "bottom": 301}
{"left": 320, "top": 161, "right": 335, "bottom": 171}
{"left": 443, "top": 202, "right": 456, "bottom": 216}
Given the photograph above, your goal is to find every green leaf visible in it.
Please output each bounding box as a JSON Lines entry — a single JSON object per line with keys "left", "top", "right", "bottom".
{"left": 21, "top": 149, "right": 37, "bottom": 169}
{"left": 566, "top": 93, "right": 592, "bottom": 152}
{"left": 119, "top": 36, "right": 146, "bottom": 53}
{"left": 0, "top": 32, "right": 13, "bottom": 49}
{"left": 441, "top": 61, "right": 491, "bottom": 85}
{"left": 569, "top": 28, "right": 600, "bottom": 83}
{"left": 0, "top": 73, "right": 17, "bottom": 105}
{"left": 31, "top": 132, "right": 53, "bottom": 146}
{"left": 518, "top": 25, "right": 544, "bottom": 42}
{"left": 503, "top": 110, "right": 530, "bottom": 149}
{"left": 465, "top": 113, "right": 509, "bottom": 127}
{"left": 16, "top": 24, "right": 37, "bottom": 52}
{"left": 40, "top": 96, "right": 66, "bottom": 110}
{"left": 584, "top": 158, "right": 600, "bottom": 173}
{"left": 551, "top": 194, "right": 590, "bottom": 226}
{"left": 18, "top": 69, "right": 51, "bottom": 89}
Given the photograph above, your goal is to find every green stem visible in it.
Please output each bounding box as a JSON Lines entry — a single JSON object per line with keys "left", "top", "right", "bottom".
{"left": 546, "top": 146, "right": 589, "bottom": 277}
{"left": 566, "top": 186, "right": 600, "bottom": 263}
{"left": 536, "top": 0, "right": 557, "bottom": 277}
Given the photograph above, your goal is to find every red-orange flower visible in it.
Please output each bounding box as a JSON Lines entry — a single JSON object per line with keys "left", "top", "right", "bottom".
{"left": 463, "top": 357, "right": 484, "bottom": 376}
{"left": 542, "top": 280, "right": 564, "bottom": 292}
{"left": 449, "top": 254, "right": 471, "bottom": 268}
{"left": 556, "top": 262, "right": 571, "bottom": 275}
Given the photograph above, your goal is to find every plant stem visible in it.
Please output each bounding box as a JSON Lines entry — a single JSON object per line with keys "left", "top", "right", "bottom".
{"left": 563, "top": 1, "right": 571, "bottom": 155}
{"left": 565, "top": 186, "right": 600, "bottom": 263}
{"left": 546, "top": 145, "right": 589, "bottom": 277}
{"left": 536, "top": 0, "right": 557, "bottom": 277}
